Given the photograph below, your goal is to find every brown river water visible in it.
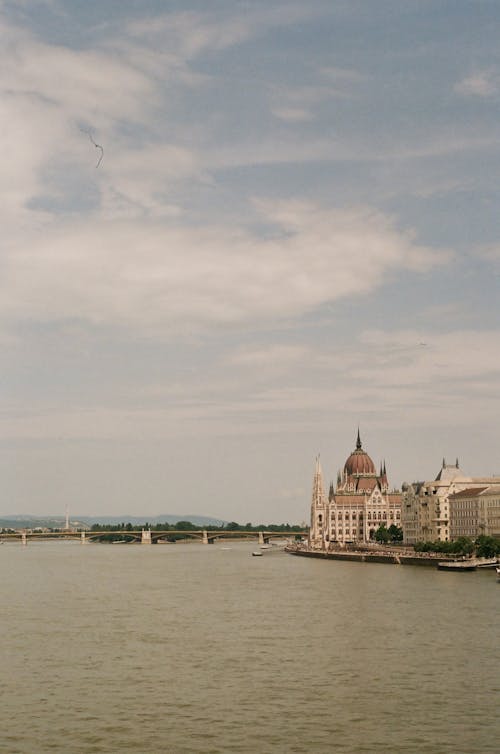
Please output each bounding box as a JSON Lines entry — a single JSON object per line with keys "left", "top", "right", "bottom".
{"left": 0, "top": 540, "right": 498, "bottom": 753}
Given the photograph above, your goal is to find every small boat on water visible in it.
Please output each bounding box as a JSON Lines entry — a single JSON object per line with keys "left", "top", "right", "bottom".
{"left": 252, "top": 550, "right": 263, "bottom": 557}
{"left": 260, "top": 542, "right": 287, "bottom": 552}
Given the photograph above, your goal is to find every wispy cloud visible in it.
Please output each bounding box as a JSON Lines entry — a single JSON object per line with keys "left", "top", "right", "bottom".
{"left": 1, "top": 202, "right": 447, "bottom": 338}
{"left": 125, "top": 4, "right": 323, "bottom": 59}
{"left": 3, "top": 328, "right": 500, "bottom": 442}
{"left": 454, "top": 69, "right": 499, "bottom": 97}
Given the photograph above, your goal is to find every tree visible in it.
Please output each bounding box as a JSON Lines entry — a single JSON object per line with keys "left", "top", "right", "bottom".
{"left": 475, "top": 535, "right": 499, "bottom": 558}
{"left": 451, "top": 537, "right": 474, "bottom": 556}
{"left": 387, "top": 524, "right": 403, "bottom": 542}
{"left": 374, "top": 525, "right": 390, "bottom": 543}
{"left": 225, "top": 521, "right": 242, "bottom": 531}
{"left": 174, "top": 521, "right": 197, "bottom": 530}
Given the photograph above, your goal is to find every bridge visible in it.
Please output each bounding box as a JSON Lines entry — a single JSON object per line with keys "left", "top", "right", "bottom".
{"left": 0, "top": 529, "right": 307, "bottom": 545}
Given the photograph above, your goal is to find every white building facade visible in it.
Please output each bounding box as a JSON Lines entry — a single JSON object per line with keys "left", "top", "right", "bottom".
{"left": 401, "top": 461, "right": 500, "bottom": 543}
{"left": 449, "top": 485, "right": 500, "bottom": 540}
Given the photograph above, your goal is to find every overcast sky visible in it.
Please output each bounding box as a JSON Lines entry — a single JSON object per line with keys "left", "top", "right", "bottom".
{"left": 1, "top": 0, "right": 500, "bottom": 523}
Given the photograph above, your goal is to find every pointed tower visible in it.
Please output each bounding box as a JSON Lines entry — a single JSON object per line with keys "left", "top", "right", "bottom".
{"left": 309, "top": 455, "right": 327, "bottom": 549}
{"left": 381, "top": 461, "right": 388, "bottom": 492}
{"left": 329, "top": 481, "right": 335, "bottom": 502}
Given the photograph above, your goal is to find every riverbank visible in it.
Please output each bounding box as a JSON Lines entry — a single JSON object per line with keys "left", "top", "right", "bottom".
{"left": 285, "top": 544, "right": 454, "bottom": 567}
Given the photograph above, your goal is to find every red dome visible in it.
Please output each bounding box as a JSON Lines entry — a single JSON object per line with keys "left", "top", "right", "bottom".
{"left": 344, "top": 431, "right": 376, "bottom": 476}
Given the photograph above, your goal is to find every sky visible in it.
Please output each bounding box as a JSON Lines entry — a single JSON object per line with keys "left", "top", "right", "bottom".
{"left": 1, "top": 0, "right": 500, "bottom": 523}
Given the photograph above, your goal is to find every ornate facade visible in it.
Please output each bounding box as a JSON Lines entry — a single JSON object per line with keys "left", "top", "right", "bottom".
{"left": 309, "top": 431, "right": 402, "bottom": 548}
{"left": 401, "top": 460, "right": 500, "bottom": 543}
{"left": 449, "top": 485, "right": 500, "bottom": 540}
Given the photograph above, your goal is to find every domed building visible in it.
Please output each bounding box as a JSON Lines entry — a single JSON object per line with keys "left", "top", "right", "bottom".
{"left": 309, "top": 431, "right": 402, "bottom": 548}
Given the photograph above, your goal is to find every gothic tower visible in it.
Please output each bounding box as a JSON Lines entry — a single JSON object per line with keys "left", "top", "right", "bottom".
{"left": 309, "top": 455, "right": 327, "bottom": 548}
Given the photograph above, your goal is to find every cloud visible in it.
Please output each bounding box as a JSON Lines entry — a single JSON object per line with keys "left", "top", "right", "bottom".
{"left": 271, "top": 107, "right": 314, "bottom": 123}
{"left": 475, "top": 243, "right": 500, "bottom": 262}
{"left": 454, "top": 70, "right": 499, "bottom": 98}
{"left": 125, "top": 4, "right": 321, "bottom": 59}
{"left": 4, "top": 327, "right": 500, "bottom": 443}
{"left": 270, "top": 72, "right": 363, "bottom": 122}
{"left": 229, "top": 344, "right": 307, "bottom": 368}
{"left": 1, "top": 202, "right": 447, "bottom": 338}
{"left": 0, "top": 18, "right": 164, "bottom": 227}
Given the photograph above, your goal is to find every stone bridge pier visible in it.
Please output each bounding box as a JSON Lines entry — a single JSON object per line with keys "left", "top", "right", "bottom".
{"left": 141, "top": 529, "right": 152, "bottom": 544}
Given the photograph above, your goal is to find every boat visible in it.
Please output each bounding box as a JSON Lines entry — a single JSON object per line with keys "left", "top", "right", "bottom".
{"left": 474, "top": 557, "right": 499, "bottom": 568}
{"left": 252, "top": 550, "right": 263, "bottom": 557}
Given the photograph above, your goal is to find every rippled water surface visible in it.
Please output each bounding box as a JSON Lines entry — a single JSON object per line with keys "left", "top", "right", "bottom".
{"left": 1, "top": 541, "right": 498, "bottom": 753}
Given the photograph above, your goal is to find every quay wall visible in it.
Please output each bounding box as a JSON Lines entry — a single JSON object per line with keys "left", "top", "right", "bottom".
{"left": 286, "top": 548, "right": 443, "bottom": 568}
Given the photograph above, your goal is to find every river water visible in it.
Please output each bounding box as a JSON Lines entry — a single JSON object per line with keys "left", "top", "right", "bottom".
{"left": 0, "top": 540, "right": 498, "bottom": 753}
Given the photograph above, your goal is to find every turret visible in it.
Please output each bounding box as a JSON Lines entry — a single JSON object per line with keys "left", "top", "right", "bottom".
{"left": 309, "top": 455, "right": 327, "bottom": 549}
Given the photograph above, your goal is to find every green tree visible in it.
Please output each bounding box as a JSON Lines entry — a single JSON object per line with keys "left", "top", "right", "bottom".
{"left": 451, "top": 537, "right": 474, "bottom": 556}
{"left": 174, "top": 521, "right": 197, "bottom": 530}
{"left": 387, "top": 524, "right": 403, "bottom": 542}
{"left": 475, "top": 535, "right": 499, "bottom": 558}
{"left": 374, "top": 525, "right": 390, "bottom": 543}
{"left": 225, "top": 521, "right": 242, "bottom": 531}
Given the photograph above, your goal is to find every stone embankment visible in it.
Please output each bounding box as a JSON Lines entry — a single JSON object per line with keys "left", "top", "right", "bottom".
{"left": 285, "top": 543, "right": 449, "bottom": 567}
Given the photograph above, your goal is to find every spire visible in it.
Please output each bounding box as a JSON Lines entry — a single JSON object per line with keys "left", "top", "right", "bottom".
{"left": 456, "top": 458, "right": 459, "bottom": 468}
{"left": 311, "top": 455, "right": 326, "bottom": 507}
{"left": 356, "top": 427, "right": 362, "bottom": 450}
{"left": 442, "top": 457, "right": 446, "bottom": 468}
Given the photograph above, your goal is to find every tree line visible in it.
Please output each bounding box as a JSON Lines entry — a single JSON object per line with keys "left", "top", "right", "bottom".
{"left": 414, "top": 535, "right": 499, "bottom": 558}
{"left": 89, "top": 521, "right": 305, "bottom": 532}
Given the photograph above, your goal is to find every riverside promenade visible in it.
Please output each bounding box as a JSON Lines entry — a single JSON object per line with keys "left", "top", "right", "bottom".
{"left": 285, "top": 542, "right": 449, "bottom": 567}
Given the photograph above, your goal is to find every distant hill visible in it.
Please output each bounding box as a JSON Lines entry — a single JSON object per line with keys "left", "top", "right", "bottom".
{"left": 0, "top": 513, "right": 227, "bottom": 529}
{"left": 0, "top": 515, "right": 79, "bottom": 530}
{"left": 78, "top": 514, "right": 227, "bottom": 527}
